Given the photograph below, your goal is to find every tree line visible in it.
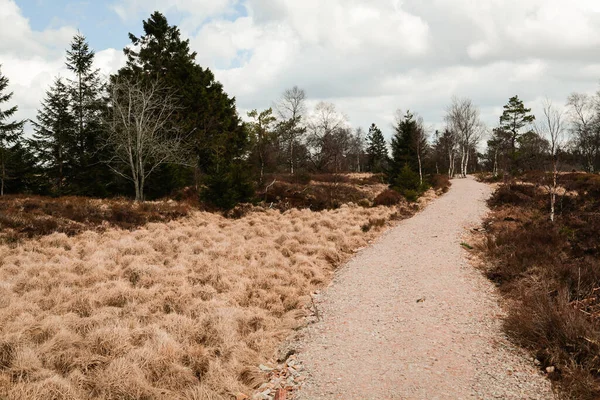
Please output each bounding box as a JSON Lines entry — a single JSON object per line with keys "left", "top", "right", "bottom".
{"left": 0, "top": 11, "right": 599, "bottom": 208}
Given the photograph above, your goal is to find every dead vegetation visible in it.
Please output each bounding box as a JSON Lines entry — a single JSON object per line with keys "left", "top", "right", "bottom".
{"left": 259, "top": 173, "right": 388, "bottom": 211}
{"left": 0, "top": 195, "right": 190, "bottom": 244}
{"left": 0, "top": 196, "right": 416, "bottom": 399}
{"left": 480, "top": 173, "right": 600, "bottom": 399}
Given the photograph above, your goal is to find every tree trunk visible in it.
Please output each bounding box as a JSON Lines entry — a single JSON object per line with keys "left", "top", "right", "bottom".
{"left": 493, "top": 148, "right": 498, "bottom": 177}
{"left": 417, "top": 151, "right": 423, "bottom": 185}
{"left": 550, "top": 157, "right": 557, "bottom": 222}
{"left": 0, "top": 149, "right": 5, "bottom": 196}
{"left": 290, "top": 140, "right": 294, "bottom": 175}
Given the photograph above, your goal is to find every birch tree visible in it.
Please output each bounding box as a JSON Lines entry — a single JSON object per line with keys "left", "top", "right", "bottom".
{"left": 275, "top": 86, "right": 307, "bottom": 174}
{"left": 566, "top": 92, "right": 598, "bottom": 172}
{"left": 247, "top": 108, "right": 276, "bottom": 183}
{"left": 306, "top": 101, "right": 348, "bottom": 171}
{"left": 444, "top": 97, "right": 484, "bottom": 178}
{"left": 535, "top": 99, "right": 565, "bottom": 223}
{"left": 104, "top": 78, "right": 185, "bottom": 201}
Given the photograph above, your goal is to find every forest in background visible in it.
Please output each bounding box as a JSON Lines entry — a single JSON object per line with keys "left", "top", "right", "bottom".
{"left": 1, "top": 11, "right": 598, "bottom": 210}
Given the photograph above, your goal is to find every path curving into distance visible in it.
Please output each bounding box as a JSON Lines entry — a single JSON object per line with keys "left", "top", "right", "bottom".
{"left": 295, "top": 177, "right": 553, "bottom": 400}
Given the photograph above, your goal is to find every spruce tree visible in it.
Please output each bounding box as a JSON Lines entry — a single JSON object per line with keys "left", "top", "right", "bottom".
{"left": 65, "top": 33, "right": 107, "bottom": 195}
{"left": 0, "top": 66, "right": 25, "bottom": 196}
{"left": 31, "top": 77, "right": 76, "bottom": 194}
{"left": 388, "top": 111, "right": 428, "bottom": 191}
{"left": 366, "top": 123, "right": 388, "bottom": 173}
{"left": 117, "top": 12, "right": 251, "bottom": 206}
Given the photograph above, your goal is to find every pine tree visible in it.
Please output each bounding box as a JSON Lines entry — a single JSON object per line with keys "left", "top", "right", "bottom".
{"left": 117, "top": 12, "right": 250, "bottom": 206}
{"left": 31, "top": 77, "right": 76, "bottom": 194}
{"left": 366, "top": 123, "right": 388, "bottom": 173}
{"left": 0, "top": 66, "right": 25, "bottom": 196}
{"left": 65, "top": 33, "right": 107, "bottom": 195}
{"left": 499, "top": 95, "right": 535, "bottom": 171}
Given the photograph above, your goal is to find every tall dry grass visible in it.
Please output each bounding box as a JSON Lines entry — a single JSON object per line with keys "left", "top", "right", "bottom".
{"left": 0, "top": 203, "right": 409, "bottom": 399}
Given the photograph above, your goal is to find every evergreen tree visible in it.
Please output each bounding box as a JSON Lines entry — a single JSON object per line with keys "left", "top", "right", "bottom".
{"left": 31, "top": 77, "right": 76, "bottom": 194}
{"left": 388, "top": 111, "right": 429, "bottom": 191}
{"left": 0, "top": 66, "right": 25, "bottom": 196}
{"left": 388, "top": 111, "right": 420, "bottom": 180}
{"left": 366, "top": 123, "right": 388, "bottom": 173}
{"left": 117, "top": 12, "right": 250, "bottom": 205}
{"left": 4, "top": 141, "right": 42, "bottom": 194}
{"left": 499, "top": 95, "right": 535, "bottom": 171}
{"left": 65, "top": 33, "right": 108, "bottom": 195}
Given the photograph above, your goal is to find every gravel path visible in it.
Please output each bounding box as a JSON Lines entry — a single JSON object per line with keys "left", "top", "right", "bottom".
{"left": 294, "top": 177, "right": 554, "bottom": 400}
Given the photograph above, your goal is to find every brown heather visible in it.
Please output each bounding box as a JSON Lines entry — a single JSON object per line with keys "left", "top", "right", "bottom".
{"left": 0, "top": 203, "right": 409, "bottom": 399}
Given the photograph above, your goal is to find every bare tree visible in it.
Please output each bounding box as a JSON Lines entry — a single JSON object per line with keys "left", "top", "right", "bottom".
{"left": 567, "top": 92, "right": 597, "bottom": 172}
{"left": 535, "top": 99, "right": 565, "bottom": 222}
{"left": 444, "top": 97, "right": 484, "bottom": 177}
{"left": 306, "top": 102, "right": 349, "bottom": 172}
{"left": 104, "top": 78, "right": 185, "bottom": 202}
{"left": 247, "top": 108, "right": 276, "bottom": 183}
{"left": 349, "top": 127, "right": 365, "bottom": 172}
{"left": 275, "top": 86, "right": 307, "bottom": 174}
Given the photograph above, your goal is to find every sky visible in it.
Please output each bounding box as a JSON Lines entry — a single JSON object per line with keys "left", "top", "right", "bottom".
{"left": 3, "top": 0, "right": 600, "bottom": 141}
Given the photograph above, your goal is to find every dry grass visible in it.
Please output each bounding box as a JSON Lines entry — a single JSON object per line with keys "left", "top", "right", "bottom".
{"left": 0, "top": 201, "right": 411, "bottom": 399}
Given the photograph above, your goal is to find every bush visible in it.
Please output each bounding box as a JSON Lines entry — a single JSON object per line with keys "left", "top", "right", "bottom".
{"left": 430, "top": 174, "right": 451, "bottom": 193}
{"left": 202, "top": 162, "right": 255, "bottom": 210}
{"left": 391, "top": 165, "right": 421, "bottom": 193}
{"left": 373, "top": 189, "right": 403, "bottom": 206}
{"left": 403, "top": 190, "right": 419, "bottom": 203}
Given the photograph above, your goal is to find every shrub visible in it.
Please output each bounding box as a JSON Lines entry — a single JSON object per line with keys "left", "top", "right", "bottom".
{"left": 430, "top": 174, "right": 451, "bottom": 193}
{"left": 373, "top": 189, "right": 403, "bottom": 206}
{"left": 392, "top": 165, "right": 421, "bottom": 194}
{"left": 403, "top": 190, "right": 419, "bottom": 203}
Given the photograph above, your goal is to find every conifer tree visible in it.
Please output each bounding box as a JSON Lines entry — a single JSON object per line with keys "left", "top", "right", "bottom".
{"left": 117, "top": 12, "right": 251, "bottom": 206}
{"left": 31, "top": 77, "right": 76, "bottom": 194}
{"left": 0, "top": 66, "right": 25, "bottom": 196}
{"left": 388, "top": 111, "right": 427, "bottom": 189}
{"left": 366, "top": 123, "right": 388, "bottom": 173}
{"left": 65, "top": 33, "right": 107, "bottom": 195}
{"left": 499, "top": 95, "right": 535, "bottom": 171}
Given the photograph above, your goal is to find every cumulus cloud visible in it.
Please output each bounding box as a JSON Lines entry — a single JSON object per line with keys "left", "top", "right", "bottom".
{"left": 5, "top": 0, "right": 600, "bottom": 142}
{"left": 0, "top": 0, "right": 123, "bottom": 134}
{"left": 171, "top": 0, "right": 600, "bottom": 137}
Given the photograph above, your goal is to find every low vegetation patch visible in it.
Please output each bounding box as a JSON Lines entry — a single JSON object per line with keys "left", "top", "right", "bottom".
{"left": 0, "top": 195, "right": 190, "bottom": 244}
{"left": 260, "top": 173, "right": 388, "bottom": 211}
{"left": 0, "top": 200, "right": 413, "bottom": 399}
{"left": 480, "top": 173, "right": 600, "bottom": 399}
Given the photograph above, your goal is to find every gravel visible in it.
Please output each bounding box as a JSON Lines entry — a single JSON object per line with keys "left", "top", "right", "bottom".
{"left": 293, "top": 177, "right": 554, "bottom": 400}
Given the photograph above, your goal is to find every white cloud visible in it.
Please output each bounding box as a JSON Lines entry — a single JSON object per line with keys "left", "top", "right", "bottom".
{"left": 0, "top": 0, "right": 123, "bottom": 134}
{"left": 6, "top": 0, "right": 600, "bottom": 142}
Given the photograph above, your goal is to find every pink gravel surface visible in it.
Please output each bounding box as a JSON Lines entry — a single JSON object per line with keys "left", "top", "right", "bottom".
{"left": 294, "top": 177, "right": 554, "bottom": 400}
